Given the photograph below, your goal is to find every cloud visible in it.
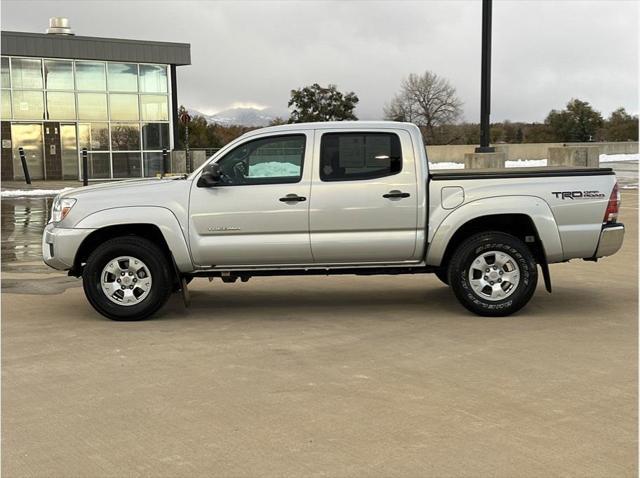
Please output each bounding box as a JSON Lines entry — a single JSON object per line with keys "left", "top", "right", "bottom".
{"left": 2, "top": 0, "right": 637, "bottom": 121}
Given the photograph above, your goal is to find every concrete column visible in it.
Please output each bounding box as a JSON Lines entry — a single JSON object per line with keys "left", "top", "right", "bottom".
{"left": 191, "top": 150, "right": 207, "bottom": 170}
{"left": 171, "top": 150, "right": 186, "bottom": 173}
{"left": 464, "top": 151, "right": 506, "bottom": 169}
{"left": 548, "top": 146, "right": 600, "bottom": 168}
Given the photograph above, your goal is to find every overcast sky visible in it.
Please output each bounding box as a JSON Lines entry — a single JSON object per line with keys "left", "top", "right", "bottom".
{"left": 2, "top": 0, "right": 638, "bottom": 122}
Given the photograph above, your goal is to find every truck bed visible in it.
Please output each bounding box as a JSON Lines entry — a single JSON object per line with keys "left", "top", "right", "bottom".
{"left": 430, "top": 167, "right": 614, "bottom": 181}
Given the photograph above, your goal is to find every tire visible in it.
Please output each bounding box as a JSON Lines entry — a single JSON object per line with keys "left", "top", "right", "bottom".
{"left": 434, "top": 268, "right": 449, "bottom": 286}
{"left": 448, "top": 232, "right": 538, "bottom": 317}
{"left": 82, "top": 236, "right": 173, "bottom": 321}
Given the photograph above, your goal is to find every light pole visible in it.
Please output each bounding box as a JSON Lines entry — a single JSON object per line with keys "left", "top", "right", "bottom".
{"left": 476, "top": 0, "right": 494, "bottom": 153}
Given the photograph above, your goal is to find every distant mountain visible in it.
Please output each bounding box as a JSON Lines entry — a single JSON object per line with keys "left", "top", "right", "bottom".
{"left": 187, "top": 107, "right": 286, "bottom": 127}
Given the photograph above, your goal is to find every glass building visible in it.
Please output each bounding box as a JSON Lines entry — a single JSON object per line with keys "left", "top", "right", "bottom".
{"left": 1, "top": 21, "right": 190, "bottom": 180}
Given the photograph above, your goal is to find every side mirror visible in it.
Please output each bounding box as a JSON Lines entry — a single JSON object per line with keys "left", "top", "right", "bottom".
{"left": 197, "top": 163, "right": 223, "bottom": 188}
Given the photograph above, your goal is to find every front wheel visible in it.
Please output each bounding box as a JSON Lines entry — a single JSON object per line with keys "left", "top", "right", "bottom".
{"left": 82, "top": 237, "right": 173, "bottom": 321}
{"left": 448, "top": 232, "right": 538, "bottom": 317}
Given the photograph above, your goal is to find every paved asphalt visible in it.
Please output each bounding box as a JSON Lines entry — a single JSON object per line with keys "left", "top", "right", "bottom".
{"left": 1, "top": 192, "right": 637, "bottom": 477}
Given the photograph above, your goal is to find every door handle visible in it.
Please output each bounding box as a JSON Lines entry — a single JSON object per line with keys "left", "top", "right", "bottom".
{"left": 279, "top": 194, "right": 306, "bottom": 203}
{"left": 383, "top": 190, "right": 410, "bottom": 199}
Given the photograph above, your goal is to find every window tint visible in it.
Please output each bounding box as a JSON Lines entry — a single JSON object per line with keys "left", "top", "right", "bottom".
{"left": 139, "top": 64, "right": 167, "bottom": 93}
{"left": 78, "top": 123, "right": 109, "bottom": 151}
{"left": 143, "top": 152, "right": 164, "bottom": 177}
{"left": 2, "top": 90, "right": 11, "bottom": 119}
{"left": 320, "top": 132, "right": 402, "bottom": 181}
{"left": 140, "top": 95, "right": 168, "bottom": 120}
{"left": 1, "top": 57, "right": 10, "bottom": 88}
{"left": 44, "top": 60, "right": 74, "bottom": 89}
{"left": 12, "top": 90, "right": 44, "bottom": 120}
{"left": 11, "top": 58, "right": 42, "bottom": 89}
{"left": 142, "top": 123, "right": 169, "bottom": 149}
{"left": 109, "top": 93, "right": 139, "bottom": 120}
{"left": 87, "top": 152, "right": 110, "bottom": 178}
{"left": 107, "top": 63, "right": 138, "bottom": 92}
{"left": 77, "top": 93, "right": 107, "bottom": 120}
{"left": 215, "top": 135, "right": 305, "bottom": 185}
{"left": 113, "top": 152, "right": 142, "bottom": 178}
{"left": 111, "top": 123, "right": 141, "bottom": 150}
{"left": 46, "top": 92, "right": 76, "bottom": 119}
{"left": 75, "top": 61, "right": 106, "bottom": 91}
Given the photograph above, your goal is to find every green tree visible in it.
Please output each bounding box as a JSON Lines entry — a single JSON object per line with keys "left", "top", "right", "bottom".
{"left": 176, "top": 105, "right": 223, "bottom": 149}
{"left": 604, "top": 107, "right": 638, "bottom": 141}
{"left": 545, "top": 99, "right": 604, "bottom": 142}
{"left": 288, "top": 83, "right": 359, "bottom": 123}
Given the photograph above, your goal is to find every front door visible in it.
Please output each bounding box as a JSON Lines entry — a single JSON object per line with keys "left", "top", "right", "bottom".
{"left": 189, "top": 132, "right": 313, "bottom": 266}
{"left": 11, "top": 123, "right": 44, "bottom": 180}
{"left": 309, "top": 129, "right": 419, "bottom": 263}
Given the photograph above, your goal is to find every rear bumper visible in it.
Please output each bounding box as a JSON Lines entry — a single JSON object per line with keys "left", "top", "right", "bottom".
{"left": 594, "top": 223, "right": 624, "bottom": 258}
{"left": 42, "top": 223, "right": 95, "bottom": 270}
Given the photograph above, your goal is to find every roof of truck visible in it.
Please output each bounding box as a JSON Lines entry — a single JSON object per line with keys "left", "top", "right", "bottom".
{"left": 243, "top": 121, "right": 419, "bottom": 138}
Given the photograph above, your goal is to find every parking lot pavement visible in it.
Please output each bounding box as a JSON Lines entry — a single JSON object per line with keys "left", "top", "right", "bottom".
{"left": 2, "top": 192, "right": 638, "bottom": 477}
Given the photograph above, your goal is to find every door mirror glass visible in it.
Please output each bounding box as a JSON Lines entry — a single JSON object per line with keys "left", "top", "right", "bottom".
{"left": 197, "top": 162, "right": 223, "bottom": 188}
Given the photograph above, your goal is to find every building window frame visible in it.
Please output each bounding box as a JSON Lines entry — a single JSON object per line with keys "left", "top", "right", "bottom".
{"left": 1, "top": 54, "right": 172, "bottom": 180}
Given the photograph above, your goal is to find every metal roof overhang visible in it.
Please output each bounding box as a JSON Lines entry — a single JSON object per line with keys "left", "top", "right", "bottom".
{"left": 1, "top": 31, "right": 191, "bottom": 65}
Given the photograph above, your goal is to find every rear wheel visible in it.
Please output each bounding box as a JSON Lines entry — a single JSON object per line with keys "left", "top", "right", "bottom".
{"left": 82, "top": 237, "right": 173, "bottom": 321}
{"left": 448, "top": 232, "right": 538, "bottom": 316}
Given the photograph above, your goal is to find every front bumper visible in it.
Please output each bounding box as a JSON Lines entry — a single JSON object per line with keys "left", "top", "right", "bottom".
{"left": 42, "top": 223, "right": 95, "bottom": 270}
{"left": 594, "top": 223, "right": 625, "bottom": 258}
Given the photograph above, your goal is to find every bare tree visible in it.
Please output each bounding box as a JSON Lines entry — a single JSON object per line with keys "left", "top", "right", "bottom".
{"left": 384, "top": 71, "right": 463, "bottom": 143}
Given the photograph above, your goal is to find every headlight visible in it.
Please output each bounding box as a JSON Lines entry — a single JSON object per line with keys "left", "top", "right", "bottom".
{"left": 50, "top": 197, "right": 77, "bottom": 223}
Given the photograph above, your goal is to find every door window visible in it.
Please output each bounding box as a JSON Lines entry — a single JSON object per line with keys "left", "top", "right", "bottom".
{"left": 320, "top": 132, "right": 402, "bottom": 181}
{"left": 214, "top": 134, "right": 305, "bottom": 185}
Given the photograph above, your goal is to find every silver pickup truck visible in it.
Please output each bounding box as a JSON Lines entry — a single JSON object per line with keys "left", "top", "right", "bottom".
{"left": 42, "top": 121, "right": 624, "bottom": 320}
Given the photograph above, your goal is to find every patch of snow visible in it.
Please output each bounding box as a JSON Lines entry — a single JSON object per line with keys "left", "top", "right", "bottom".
{"left": 1, "top": 187, "right": 73, "bottom": 198}
{"left": 600, "top": 153, "right": 639, "bottom": 163}
{"left": 429, "top": 159, "right": 548, "bottom": 169}
{"left": 248, "top": 161, "right": 300, "bottom": 177}
{"left": 429, "top": 153, "right": 639, "bottom": 170}
{"left": 506, "top": 159, "right": 548, "bottom": 167}
{"left": 428, "top": 162, "right": 465, "bottom": 169}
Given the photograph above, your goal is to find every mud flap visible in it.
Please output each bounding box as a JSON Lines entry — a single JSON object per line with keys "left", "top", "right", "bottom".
{"left": 540, "top": 261, "right": 552, "bottom": 293}
{"left": 180, "top": 276, "right": 191, "bottom": 308}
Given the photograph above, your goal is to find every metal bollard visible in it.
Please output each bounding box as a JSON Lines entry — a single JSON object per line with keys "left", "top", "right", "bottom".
{"left": 162, "top": 148, "right": 169, "bottom": 177}
{"left": 18, "top": 147, "right": 31, "bottom": 185}
{"left": 81, "top": 148, "right": 88, "bottom": 186}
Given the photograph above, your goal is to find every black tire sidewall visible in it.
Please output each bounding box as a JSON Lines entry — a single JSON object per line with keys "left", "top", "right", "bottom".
{"left": 449, "top": 233, "right": 537, "bottom": 316}
{"left": 82, "top": 237, "right": 172, "bottom": 321}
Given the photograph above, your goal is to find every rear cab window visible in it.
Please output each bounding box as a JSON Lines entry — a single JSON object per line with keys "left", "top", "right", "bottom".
{"left": 320, "top": 132, "right": 402, "bottom": 182}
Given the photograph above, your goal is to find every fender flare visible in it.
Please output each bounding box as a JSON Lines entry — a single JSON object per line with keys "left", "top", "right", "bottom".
{"left": 426, "top": 195, "right": 563, "bottom": 267}
{"left": 74, "top": 206, "right": 193, "bottom": 272}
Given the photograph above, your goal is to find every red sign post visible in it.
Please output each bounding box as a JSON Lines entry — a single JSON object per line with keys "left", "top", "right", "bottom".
{"left": 179, "top": 111, "right": 192, "bottom": 172}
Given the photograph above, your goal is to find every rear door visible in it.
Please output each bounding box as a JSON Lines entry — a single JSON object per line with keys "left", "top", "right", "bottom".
{"left": 309, "top": 128, "right": 419, "bottom": 263}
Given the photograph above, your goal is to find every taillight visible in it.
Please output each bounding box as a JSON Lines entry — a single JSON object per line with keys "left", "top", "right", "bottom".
{"left": 603, "top": 182, "right": 620, "bottom": 224}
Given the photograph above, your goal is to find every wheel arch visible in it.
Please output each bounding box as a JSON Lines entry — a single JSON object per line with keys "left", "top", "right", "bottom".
{"left": 71, "top": 207, "right": 193, "bottom": 276}
{"left": 427, "top": 196, "right": 563, "bottom": 270}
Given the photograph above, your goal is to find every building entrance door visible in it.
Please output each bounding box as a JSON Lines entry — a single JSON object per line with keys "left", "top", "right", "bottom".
{"left": 60, "top": 124, "right": 79, "bottom": 179}
{"left": 43, "top": 122, "right": 62, "bottom": 180}
{"left": 11, "top": 124, "right": 44, "bottom": 180}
